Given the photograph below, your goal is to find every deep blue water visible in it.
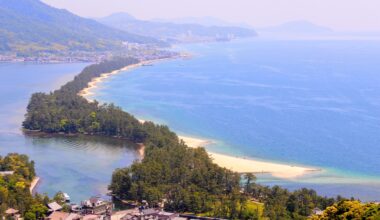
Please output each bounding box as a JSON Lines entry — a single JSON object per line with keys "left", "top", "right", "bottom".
{"left": 1, "top": 40, "right": 380, "bottom": 202}
{"left": 0, "top": 63, "right": 139, "bottom": 202}
{"left": 92, "top": 40, "right": 380, "bottom": 201}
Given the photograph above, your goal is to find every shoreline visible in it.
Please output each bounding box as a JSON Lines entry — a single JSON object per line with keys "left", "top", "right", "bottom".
{"left": 179, "top": 135, "right": 320, "bottom": 179}
{"left": 78, "top": 57, "right": 321, "bottom": 180}
{"left": 78, "top": 55, "right": 184, "bottom": 101}
{"left": 30, "top": 177, "right": 40, "bottom": 194}
{"left": 139, "top": 120, "right": 320, "bottom": 179}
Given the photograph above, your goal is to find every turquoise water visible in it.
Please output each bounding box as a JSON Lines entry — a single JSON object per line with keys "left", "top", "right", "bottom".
{"left": 0, "top": 63, "right": 139, "bottom": 202}
{"left": 92, "top": 39, "right": 380, "bottom": 201}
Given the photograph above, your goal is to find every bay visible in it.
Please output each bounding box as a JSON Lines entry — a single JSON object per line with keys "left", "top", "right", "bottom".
{"left": 92, "top": 39, "right": 380, "bottom": 201}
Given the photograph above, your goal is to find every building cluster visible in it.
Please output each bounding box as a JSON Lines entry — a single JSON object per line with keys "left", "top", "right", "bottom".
{"left": 4, "top": 196, "right": 213, "bottom": 220}
{"left": 47, "top": 196, "right": 114, "bottom": 220}
{"left": 0, "top": 52, "right": 110, "bottom": 63}
{"left": 0, "top": 42, "right": 178, "bottom": 64}
{"left": 0, "top": 48, "right": 178, "bottom": 64}
{"left": 111, "top": 208, "right": 186, "bottom": 220}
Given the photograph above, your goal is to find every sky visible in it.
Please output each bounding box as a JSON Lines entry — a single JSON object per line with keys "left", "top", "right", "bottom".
{"left": 42, "top": 0, "right": 380, "bottom": 32}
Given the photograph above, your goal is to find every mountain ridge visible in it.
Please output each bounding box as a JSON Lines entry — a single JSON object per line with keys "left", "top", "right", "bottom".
{"left": 152, "top": 16, "right": 253, "bottom": 28}
{"left": 0, "top": 0, "right": 161, "bottom": 54}
{"left": 258, "top": 20, "right": 334, "bottom": 34}
{"left": 97, "top": 12, "right": 257, "bottom": 43}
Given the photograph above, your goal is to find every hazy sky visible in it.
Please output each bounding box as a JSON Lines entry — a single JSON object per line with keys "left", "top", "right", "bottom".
{"left": 42, "top": 0, "right": 380, "bottom": 32}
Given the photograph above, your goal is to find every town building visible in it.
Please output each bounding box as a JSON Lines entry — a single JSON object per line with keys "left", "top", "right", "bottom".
{"left": 113, "top": 208, "right": 182, "bottom": 220}
{"left": 47, "top": 202, "right": 63, "bottom": 212}
{"left": 81, "top": 197, "right": 113, "bottom": 216}
{"left": 0, "top": 171, "right": 14, "bottom": 176}
{"left": 5, "top": 208, "right": 21, "bottom": 220}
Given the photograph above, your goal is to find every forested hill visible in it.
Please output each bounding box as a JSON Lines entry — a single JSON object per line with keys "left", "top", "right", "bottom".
{"left": 23, "top": 57, "right": 179, "bottom": 147}
{"left": 0, "top": 0, "right": 161, "bottom": 54}
{"left": 0, "top": 153, "right": 36, "bottom": 215}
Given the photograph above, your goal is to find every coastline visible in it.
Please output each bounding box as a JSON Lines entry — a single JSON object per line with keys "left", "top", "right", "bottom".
{"left": 139, "top": 120, "right": 320, "bottom": 179}
{"left": 30, "top": 177, "right": 40, "bottom": 194}
{"left": 78, "top": 56, "right": 182, "bottom": 101}
{"left": 179, "top": 135, "right": 319, "bottom": 179}
{"left": 78, "top": 61, "right": 145, "bottom": 101}
{"left": 78, "top": 58, "right": 321, "bottom": 180}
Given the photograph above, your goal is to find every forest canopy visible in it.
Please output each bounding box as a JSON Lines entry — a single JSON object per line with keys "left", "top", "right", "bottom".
{"left": 0, "top": 153, "right": 36, "bottom": 216}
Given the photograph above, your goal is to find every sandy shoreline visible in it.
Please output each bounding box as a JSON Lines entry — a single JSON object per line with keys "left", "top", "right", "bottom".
{"left": 78, "top": 63, "right": 142, "bottom": 101}
{"left": 78, "top": 58, "right": 321, "bottom": 179}
{"left": 178, "top": 135, "right": 319, "bottom": 179}
{"left": 78, "top": 57, "right": 178, "bottom": 101}
{"left": 30, "top": 177, "right": 40, "bottom": 194}
{"left": 139, "top": 120, "right": 319, "bottom": 179}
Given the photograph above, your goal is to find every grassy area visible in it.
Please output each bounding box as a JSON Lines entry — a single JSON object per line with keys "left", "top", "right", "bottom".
{"left": 246, "top": 200, "right": 266, "bottom": 219}
{"left": 191, "top": 199, "right": 267, "bottom": 219}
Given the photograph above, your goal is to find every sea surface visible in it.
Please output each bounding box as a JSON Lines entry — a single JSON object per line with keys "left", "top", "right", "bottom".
{"left": 0, "top": 62, "right": 139, "bottom": 202}
{"left": 91, "top": 39, "right": 380, "bottom": 201}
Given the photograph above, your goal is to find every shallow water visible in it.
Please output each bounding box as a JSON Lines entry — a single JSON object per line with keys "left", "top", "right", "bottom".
{"left": 0, "top": 63, "right": 139, "bottom": 202}
{"left": 92, "top": 39, "right": 380, "bottom": 201}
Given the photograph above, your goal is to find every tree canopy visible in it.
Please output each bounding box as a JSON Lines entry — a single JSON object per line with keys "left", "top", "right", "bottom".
{"left": 109, "top": 144, "right": 252, "bottom": 218}
{"left": 0, "top": 153, "right": 37, "bottom": 217}
{"left": 310, "top": 200, "right": 380, "bottom": 220}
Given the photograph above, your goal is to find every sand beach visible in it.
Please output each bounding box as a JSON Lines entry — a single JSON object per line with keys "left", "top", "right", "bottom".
{"left": 79, "top": 60, "right": 321, "bottom": 180}
{"left": 78, "top": 56, "right": 180, "bottom": 101}
{"left": 78, "top": 62, "right": 146, "bottom": 101}
{"left": 178, "top": 135, "right": 319, "bottom": 179}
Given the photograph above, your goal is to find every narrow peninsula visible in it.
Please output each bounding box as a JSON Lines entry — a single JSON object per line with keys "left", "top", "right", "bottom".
{"left": 22, "top": 56, "right": 336, "bottom": 219}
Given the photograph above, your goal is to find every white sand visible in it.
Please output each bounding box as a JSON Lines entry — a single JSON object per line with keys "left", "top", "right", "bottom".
{"left": 78, "top": 62, "right": 145, "bottom": 101}
{"left": 30, "top": 177, "right": 40, "bottom": 193}
{"left": 178, "top": 135, "right": 215, "bottom": 147}
{"left": 78, "top": 57, "right": 176, "bottom": 101}
{"left": 178, "top": 135, "right": 319, "bottom": 179}
{"left": 79, "top": 60, "right": 320, "bottom": 180}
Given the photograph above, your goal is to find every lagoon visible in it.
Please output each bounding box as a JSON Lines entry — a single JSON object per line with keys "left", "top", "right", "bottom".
{"left": 0, "top": 63, "right": 139, "bottom": 202}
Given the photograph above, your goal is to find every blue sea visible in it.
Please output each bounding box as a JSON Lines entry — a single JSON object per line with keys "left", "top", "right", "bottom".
{"left": 91, "top": 39, "right": 380, "bottom": 201}
{"left": 1, "top": 39, "right": 380, "bottom": 202}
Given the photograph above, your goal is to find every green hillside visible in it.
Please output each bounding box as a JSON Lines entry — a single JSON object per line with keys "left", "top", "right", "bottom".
{"left": 0, "top": 0, "right": 161, "bottom": 55}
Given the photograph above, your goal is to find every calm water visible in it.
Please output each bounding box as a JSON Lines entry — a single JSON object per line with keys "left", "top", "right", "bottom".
{"left": 92, "top": 40, "right": 380, "bottom": 201}
{"left": 0, "top": 63, "right": 139, "bottom": 202}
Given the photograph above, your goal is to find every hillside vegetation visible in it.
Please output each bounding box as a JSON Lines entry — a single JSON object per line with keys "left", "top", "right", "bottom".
{"left": 0, "top": 0, "right": 160, "bottom": 55}
{"left": 310, "top": 200, "right": 380, "bottom": 219}
{"left": 0, "top": 153, "right": 79, "bottom": 220}
{"left": 0, "top": 153, "right": 36, "bottom": 216}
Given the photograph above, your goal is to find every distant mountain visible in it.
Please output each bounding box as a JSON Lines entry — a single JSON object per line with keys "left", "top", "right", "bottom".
{"left": 258, "top": 20, "right": 333, "bottom": 34}
{"left": 100, "top": 12, "right": 137, "bottom": 22}
{"left": 97, "top": 13, "right": 257, "bottom": 43}
{"left": 153, "top": 16, "right": 252, "bottom": 29}
{"left": 258, "top": 21, "right": 380, "bottom": 40}
{"left": 0, "top": 0, "right": 161, "bottom": 54}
